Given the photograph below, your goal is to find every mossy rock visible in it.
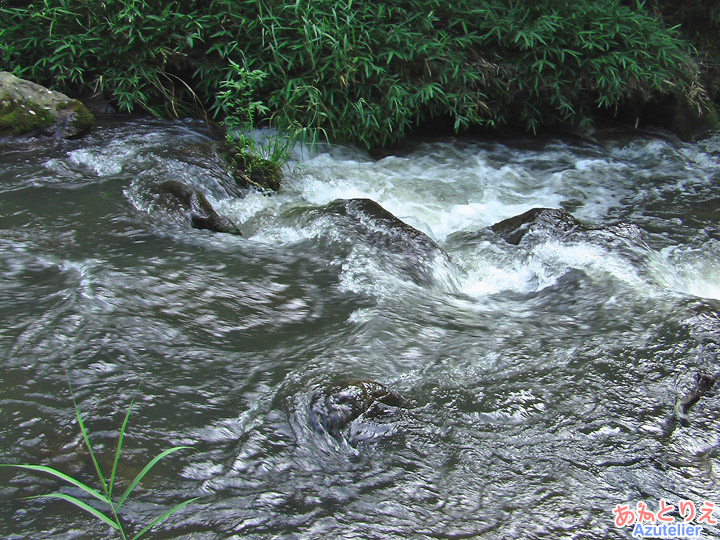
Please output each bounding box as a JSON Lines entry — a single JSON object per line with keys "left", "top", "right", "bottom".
{"left": 675, "top": 98, "right": 719, "bottom": 138}
{"left": 654, "top": 93, "right": 720, "bottom": 139}
{"left": 633, "top": 92, "right": 720, "bottom": 140}
{"left": 0, "top": 95, "right": 56, "bottom": 136}
{"left": 218, "top": 141, "right": 283, "bottom": 192}
{"left": 56, "top": 99, "right": 95, "bottom": 137}
{"left": 0, "top": 71, "right": 94, "bottom": 138}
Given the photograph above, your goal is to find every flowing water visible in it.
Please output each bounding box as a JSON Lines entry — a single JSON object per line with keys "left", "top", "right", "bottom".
{"left": 1, "top": 117, "right": 719, "bottom": 539}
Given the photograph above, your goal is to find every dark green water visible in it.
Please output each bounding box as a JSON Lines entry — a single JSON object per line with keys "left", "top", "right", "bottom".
{"left": 1, "top": 118, "right": 719, "bottom": 539}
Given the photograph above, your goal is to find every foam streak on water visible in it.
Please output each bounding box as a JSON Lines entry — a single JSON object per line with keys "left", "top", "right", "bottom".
{"left": 1, "top": 121, "right": 719, "bottom": 539}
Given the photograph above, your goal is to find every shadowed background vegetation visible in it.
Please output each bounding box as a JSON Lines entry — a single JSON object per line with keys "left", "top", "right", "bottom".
{"left": 648, "top": 0, "right": 720, "bottom": 102}
{"left": 1, "top": 0, "right": 718, "bottom": 148}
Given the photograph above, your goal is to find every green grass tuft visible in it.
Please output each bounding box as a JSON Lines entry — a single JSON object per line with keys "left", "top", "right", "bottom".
{"left": 1, "top": 384, "right": 196, "bottom": 539}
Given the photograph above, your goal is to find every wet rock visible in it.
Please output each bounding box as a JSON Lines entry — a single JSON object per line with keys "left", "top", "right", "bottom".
{"left": 328, "top": 198, "right": 440, "bottom": 251}
{"left": 601, "top": 222, "right": 646, "bottom": 243}
{"left": 0, "top": 71, "right": 94, "bottom": 138}
{"left": 490, "top": 207, "right": 586, "bottom": 245}
{"left": 310, "top": 381, "right": 402, "bottom": 438}
{"left": 677, "top": 371, "right": 718, "bottom": 416}
{"left": 325, "top": 198, "right": 451, "bottom": 285}
{"left": 218, "top": 142, "right": 283, "bottom": 192}
{"left": 82, "top": 94, "right": 117, "bottom": 115}
{"left": 667, "top": 97, "right": 719, "bottom": 141}
{"left": 153, "top": 180, "right": 240, "bottom": 234}
{"left": 638, "top": 93, "right": 719, "bottom": 141}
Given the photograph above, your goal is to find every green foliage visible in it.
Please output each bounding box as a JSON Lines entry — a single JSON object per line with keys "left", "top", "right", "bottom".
{"left": 215, "top": 61, "right": 291, "bottom": 169}
{"left": 215, "top": 62, "right": 269, "bottom": 152}
{"left": 0, "top": 0, "right": 708, "bottom": 148}
{"left": 1, "top": 0, "right": 214, "bottom": 117}
{"left": 650, "top": 0, "right": 720, "bottom": 51}
{"left": 649, "top": 0, "right": 720, "bottom": 102}
{"left": 1, "top": 389, "right": 195, "bottom": 539}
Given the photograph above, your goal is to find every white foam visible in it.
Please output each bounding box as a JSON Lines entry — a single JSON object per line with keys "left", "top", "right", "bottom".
{"left": 218, "top": 133, "right": 720, "bottom": 304}
{"left": 285, "top": 143, "right": 582, "bottom": 242}
{"left": 651, "top": 245, "right": 720, "bottom": 300}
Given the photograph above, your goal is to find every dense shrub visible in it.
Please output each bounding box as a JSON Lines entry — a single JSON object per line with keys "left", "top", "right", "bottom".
{"left": 0, "top": 0, "right": 708, "bottom": 147}
{"left": 650, "top": 0, "right": 720, "bottom": 102}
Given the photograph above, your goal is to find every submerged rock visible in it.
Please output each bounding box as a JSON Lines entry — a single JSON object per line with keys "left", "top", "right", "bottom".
{"left": 0, "top": 71, "right": 94, "bottom": 138}
{"left": 490, "top": 207, "right": 586, "bottom": 245}
{"left": 677, "top": 371, "right": 718, "bottom": 416}
{"left": 310, "top": 381, "right": 403, "bottom": 438}
{"left": 153, "top": 180, "right": 240, "bottom": 234}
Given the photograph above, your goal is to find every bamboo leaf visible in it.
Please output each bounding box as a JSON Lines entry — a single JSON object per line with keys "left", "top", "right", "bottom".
{"left": 109, "top": 395, "right": 136, "bottom": 498}
{"left": 70, "top": 396, "right": 108, "bottom": 498}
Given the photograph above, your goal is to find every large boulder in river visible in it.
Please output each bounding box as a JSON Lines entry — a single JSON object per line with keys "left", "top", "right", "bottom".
{"left": 326, "top": 198, "right": 440, "bottom": 252}
{"left": 310, "top": 381, "right": 403, "bottom": 439}
{"left": 325, "top": 198, "right": 450, "bottom": 285}
{"left": 0, "top": 71, "right": 94, "bottom": 138}
{"left": 490, "top": 207, "right": 586, "bottom": 245}
{"left": 153, "top": 180, "right": 240, "bottom": 234}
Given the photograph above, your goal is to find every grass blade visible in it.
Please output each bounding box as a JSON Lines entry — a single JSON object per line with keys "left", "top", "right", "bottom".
{"left": 109, "top": 395, "right": 136, "bottom": 499}
{"left": 69, "top": 391, "right": 108, "bottom": 498}
{"left": 1, "top": 464, "right": 107, "bottom": 504}
{"left": 130, "top": 497, "right": 198, "bottom": 540}
{"left": 116, "top": 446, "right": 192, "bottom": 509}
{"left": 29, "top": 492, "right": 120, "bottom": 530}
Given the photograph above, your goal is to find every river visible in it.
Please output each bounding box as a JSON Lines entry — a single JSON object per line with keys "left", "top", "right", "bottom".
{"left": 1, "top": 117, "right": 719, "bottom": 539}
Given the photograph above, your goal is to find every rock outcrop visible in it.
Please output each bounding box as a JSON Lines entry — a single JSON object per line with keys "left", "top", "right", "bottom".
{"left": 327, "top": 198, "right": 441, "bottom": 253}
{"left": 325, "top": 198, "right": 451, "bottom": 285}
{"left": 0, "top": 71, "right": 94, "bottom": 138}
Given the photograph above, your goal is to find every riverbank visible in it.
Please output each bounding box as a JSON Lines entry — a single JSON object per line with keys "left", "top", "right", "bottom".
{"left": 2, "top": 0, "right": 719, "bottom": 153}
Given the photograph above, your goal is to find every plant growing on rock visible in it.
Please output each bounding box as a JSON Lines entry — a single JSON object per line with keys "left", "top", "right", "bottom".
{"left": 214, "top": 61, "right": 287, "bottom": 191}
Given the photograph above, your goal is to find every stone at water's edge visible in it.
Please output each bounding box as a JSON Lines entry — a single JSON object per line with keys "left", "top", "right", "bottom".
{"left": 0, "top": 71, "right": 94, "bottom": 138}
{"left": 638, "top": 92, "right": 720, "bottom": 141}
